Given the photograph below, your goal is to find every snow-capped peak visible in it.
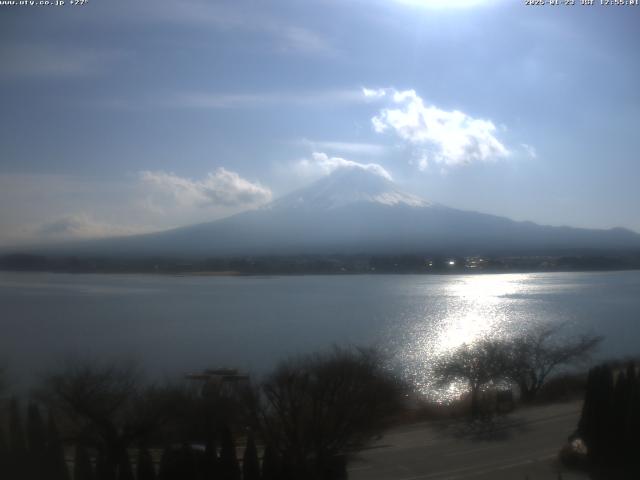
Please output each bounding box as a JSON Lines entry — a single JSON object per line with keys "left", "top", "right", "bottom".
{"left": 268, "top": 166, "right": 431, "bottom": 211}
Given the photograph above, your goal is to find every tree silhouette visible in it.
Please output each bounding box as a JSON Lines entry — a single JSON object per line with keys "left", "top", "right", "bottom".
{"left": 256, "top": 347, "right": 402, "bottom": 478}
{"left": 507, "top": 325, "right": 601, "bottom": 403}
{"left": 96, "top": 448, "right": 116, "bottom": 480}
{"left": 27, "top": 403, "right": 47, "bottom": 479}
{"left": 47, "top": 411, "right": 70, "bottom": 480}
{"left": 39, "top": 359, "right": 181, "bottom": 477}
{"left": 136, "top": 446, "right": 156, "bottom": 480}
{"left": 116, "top": 450, "right": 134, "bottom": 480}
{"left": 200, "top": 437, "right": 219, "bottom": 479}
{"left": 434, "top": 339, "right": 510, "bottom": 418}
{"left": 9, "top": 398, "right": 27, "bottom": 479}
{"left": 158, "top": 444, "right": 196, "bottom": 480}
{"left": 575, "top": 363, "right": 640, "bottom": 478}
{"left": 73, "top": 445, "right": 95, "bottom": 480}
{"left": 242, "top": 434, "right": 260, "bottom": 480}
{"left": 0, "top": 426, "right": 10, "bottom": 478}
{"left": 219, "top": 426, "right": 241, "bottom": 480}
{"left": 157, "top": 447, "right": 175, "bottom": 480}
{"left": 260, "top": 444, "right": 279, "bottom": 480}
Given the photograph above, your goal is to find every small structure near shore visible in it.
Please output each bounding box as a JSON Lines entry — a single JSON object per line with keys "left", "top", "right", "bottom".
{"left": 185, "top": 368, "right": 250, "bottom": 396}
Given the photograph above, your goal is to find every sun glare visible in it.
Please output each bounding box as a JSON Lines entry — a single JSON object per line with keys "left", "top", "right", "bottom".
{"left": 435, "top": 274, "right": 530, "bottom": 350}
{"left": 394, "top": 0, "right": 494, "bottom": 8}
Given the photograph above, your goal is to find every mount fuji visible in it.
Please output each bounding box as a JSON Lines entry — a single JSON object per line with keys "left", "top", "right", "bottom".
{"left": 22, "top": 166, "right": 640, "bottom": 258}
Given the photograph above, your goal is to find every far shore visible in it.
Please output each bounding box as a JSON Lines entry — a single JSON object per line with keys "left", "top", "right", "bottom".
{"left": 1, "top": 267, "right": 640, "bottom": 277}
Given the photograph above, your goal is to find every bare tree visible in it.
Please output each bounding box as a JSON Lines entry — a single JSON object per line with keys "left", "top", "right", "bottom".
{"left": 433, "top": 339, "right": 511, "bottom": 418}
{"left": 434, "top": 326, "right": 603, "bottom": 415}
{"left": 254, "top": 347, "right": 403, "bottom": 479}
{"left": 506, "top": 324, "right": 602, "bottom": 403}
{"left": 37, "top": 359, "right": 179, "bottom": 472}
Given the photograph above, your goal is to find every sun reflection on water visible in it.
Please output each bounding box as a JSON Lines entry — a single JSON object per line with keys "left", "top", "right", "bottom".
{"left": 392, "top": 274, "right": 537, "bottom": 401}
{"left": 437, "top": 274, "right": 529, "bottom": 351}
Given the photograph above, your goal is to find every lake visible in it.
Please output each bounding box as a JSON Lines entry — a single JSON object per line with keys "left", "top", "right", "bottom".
{"left": 1, "top": 270, "right": 639, "bottom": 395}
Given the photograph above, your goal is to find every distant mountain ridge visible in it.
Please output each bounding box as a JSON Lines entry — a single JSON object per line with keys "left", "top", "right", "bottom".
{"left": 11, "top": 167, "right": 640, "bottom": 258}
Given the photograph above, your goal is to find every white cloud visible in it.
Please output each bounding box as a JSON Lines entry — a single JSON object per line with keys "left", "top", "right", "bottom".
{"left": 295, "top": 138, "right": 387, "bottom": 156}
{"left": 521, "top": 143, "right": 537, "bottom": 159}
{"left": 296, "top": 152, "right": 392, "bottom": 181}
{"left": 35, "top": 214, "right": 141, "bottom": 241}
{"left": 0, "top": 170, "right": 273, "bottom": 246}
{"left": 362, "top": 88, "right": 387, "bottom": 100}
{"left": 366, "top": 88, "right": 510, "bottom": 168}
{"left": 139, "top": 168, "right": 272, "bottom": 209}
{"left": 162, "top": 89, "right": 364, "bottom": 109}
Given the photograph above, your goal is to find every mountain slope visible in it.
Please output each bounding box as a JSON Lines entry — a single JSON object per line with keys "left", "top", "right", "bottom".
{"left": 24, "top": 167, "right": 640, "bottom": 257}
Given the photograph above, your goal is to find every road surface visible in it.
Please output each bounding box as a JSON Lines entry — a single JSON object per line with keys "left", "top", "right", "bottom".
{"left": 349, "top": 401, "right": 587, "bottom": 480}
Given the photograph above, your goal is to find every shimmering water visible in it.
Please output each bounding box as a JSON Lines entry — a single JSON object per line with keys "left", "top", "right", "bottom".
{"left": 1, "top": 271, "right": 639, "bottom": 394}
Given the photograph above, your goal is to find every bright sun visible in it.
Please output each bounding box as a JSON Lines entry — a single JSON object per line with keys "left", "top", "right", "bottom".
{"left": 395, "top": 0, "right": 491, "bottom": 8}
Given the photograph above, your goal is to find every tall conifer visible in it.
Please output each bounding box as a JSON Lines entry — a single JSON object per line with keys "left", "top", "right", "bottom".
{"left": 219, "top": 426, "right": 241, "bottom": 480}
{"left": 116, "top": 450, "right": 135, "bottom": 480}
{"left": 27, "top": 403, "right": 47, "bottom": 478}
{"left": 0, "top": 426, "right": 9, "bottom": 477}
{"left": 136, "top": 447, "right": 156, "bottom": 480}
{"left": 74, "top": 445, "right": 95, "bottom": 480}
{"left": 242, "top": 434, "right": 260, "bottom": 480}
{"left": 46, "top": 412, "right": 70, "bottom": 480}
{"left": 96, "top": 448, "right": 117, "bottom": 480}
{"left": 260, "top": 444, "right": 279, "bottom": 480}
{"left": 202, "top": 437, "right": 219, "bottom": 479}
{"left": 9, "top": 398, "right": 27, "bottom": 479}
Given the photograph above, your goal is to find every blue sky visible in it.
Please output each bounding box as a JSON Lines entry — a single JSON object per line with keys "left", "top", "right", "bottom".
{"left": 1, "top": 0, "right": 639, "bottom": 245}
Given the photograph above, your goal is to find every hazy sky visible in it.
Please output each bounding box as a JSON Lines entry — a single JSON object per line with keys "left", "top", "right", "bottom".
{"left": 1, "top": 0, "right": 639, "bottom": 246}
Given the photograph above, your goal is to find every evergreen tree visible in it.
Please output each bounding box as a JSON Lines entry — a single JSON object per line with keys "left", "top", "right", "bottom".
{"left": 27, "top": 403, "right": 47, "bottom": 478}
{"left": 611, "top": 371, "right": 628, "bottom": 462}
{"left": 46, "top": 412, "right": 70, "bottom": 480}
{"left": 242, "top": 434, "right": 260, "bottom": 480}
{"left": 201, "top": 438, "right": 219, "bottom": 479}
{"left": 9, "top": 397, "right": 27, "bottom": 480}
{"left": 260, "top": 444, "right": 279, "bottom": 480}
{"left": 96, "top": 448, "right": 117, "bottom": 480}
{"left": 596, "top": 365, "right": 615, "bottom": 465}
{"left": 624, "top": 362, "right": 640, "bottom": 475}
{"left": 136, "top": 447, "right": 156, "bottom": 480}
{"left": 178, "top": 444, "right": 197, "bottom": 480}
{"left": 583, "top": 365, "right": 614, "bottom": 467}
{"left": 219, "top": 426, "right": 241, "bottom": 480}
{"left": 158, "top": 446, "right": 176, "bottom": 480}
{"left": 279, "top": 457, "right": 295, "bottom": 480}
{"left": 577, "top": 367, "right": 597, "bottom": 440}
{"left": 321, "top": 455, "right": 347, "bottom": 480}
{"left": 158, "top": 445, "right": 196, "bottom": 480}
{"left": 73, "top": 445, "right": 95, "bottom": 480}
{"left": 9, "top": 398, "right": 26, "bottom": 453}
{"left": 116, "top": 450, "right": 135, "bottom": 480}
{"left": 576, "top": 363, "right": 640, "bottom": 477}
{"left": 0, "top": 426, "right": 9, "bottom": 477}
{"left": 626, "top": 362, "right": 637, "bottom": 386}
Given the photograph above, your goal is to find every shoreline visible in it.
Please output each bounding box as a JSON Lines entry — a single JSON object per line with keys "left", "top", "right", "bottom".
{"left": 1, "top": 267, "right": 640, "bottom": 277}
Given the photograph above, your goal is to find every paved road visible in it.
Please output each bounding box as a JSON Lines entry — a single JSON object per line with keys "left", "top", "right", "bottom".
{"left": 349, "top": 401, "right": 588, "bottom": 480}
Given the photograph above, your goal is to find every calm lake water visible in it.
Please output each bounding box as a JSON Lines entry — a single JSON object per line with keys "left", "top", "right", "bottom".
{"left": 1, "top": 270, "right": 639, "bottom": 394}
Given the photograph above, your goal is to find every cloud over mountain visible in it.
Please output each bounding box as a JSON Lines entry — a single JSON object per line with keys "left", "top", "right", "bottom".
{"left": 295, "top": 152, "right": 392, "bottom": 181}
{"left": 140, "top": 168, "right": 272, "bottom": 209}
{"left": 366, "top": 88, "right": 510, "bottom": 169}
{"left": 35, "top": 214, "right": 140, "bottom": 241}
